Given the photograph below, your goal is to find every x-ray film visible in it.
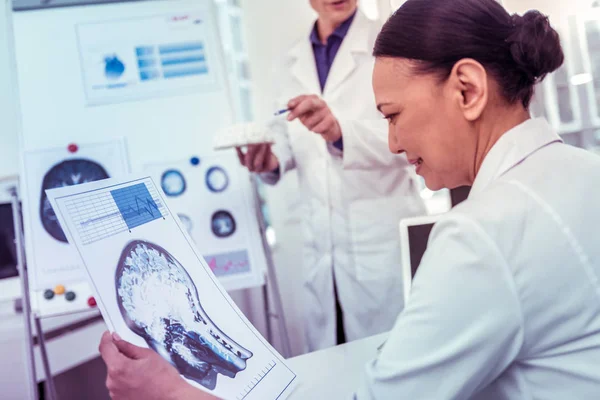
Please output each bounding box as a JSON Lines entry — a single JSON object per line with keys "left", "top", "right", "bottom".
{"left": 47, "top": 175, "right": 296, "bottom": 400}
{"left": 41, "top": 159, "right": 110, "bottom": 242}
{"left": 161, "top": 169, "right": 187, "bottom": 197}
{"left": 22, "top": 139, "right": 130, "bottom": 317}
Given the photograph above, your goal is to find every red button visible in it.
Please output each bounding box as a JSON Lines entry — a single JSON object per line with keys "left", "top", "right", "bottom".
{"left": 67, "top": 143, "right": 79, "bottom": 153}
{"left": 87, "top": 296, "right": 97, "bottom": 307}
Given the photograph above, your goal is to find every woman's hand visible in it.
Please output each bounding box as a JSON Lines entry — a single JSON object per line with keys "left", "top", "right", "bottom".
{"left": 99, "top": 331, "right": 220, "bottom": 400}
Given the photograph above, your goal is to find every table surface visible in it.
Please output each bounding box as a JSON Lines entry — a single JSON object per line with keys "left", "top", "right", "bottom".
{"left": 286, "top": 332, "right": 388, "bottom": 399}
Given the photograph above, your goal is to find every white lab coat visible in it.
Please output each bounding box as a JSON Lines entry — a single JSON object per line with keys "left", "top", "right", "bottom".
{"left": 262, "top": 11, "right": 425, "bottom": 352}
{"left": 357, "top": 118, "right": 600, "bottom": 399}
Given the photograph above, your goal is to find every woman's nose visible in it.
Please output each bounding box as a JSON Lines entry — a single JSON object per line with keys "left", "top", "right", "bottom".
{"left": 388, "top": 126, "right": 404, "bottom": 154}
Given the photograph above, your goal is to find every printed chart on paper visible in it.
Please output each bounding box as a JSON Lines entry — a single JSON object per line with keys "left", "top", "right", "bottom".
{"left": 47, "top": 175, "right": 297, "bottom": 400}
{"left": 65, "top": 178, "right": 168, "bottom": 245}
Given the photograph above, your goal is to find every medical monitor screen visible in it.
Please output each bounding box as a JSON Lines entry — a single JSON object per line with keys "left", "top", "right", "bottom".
{"left": 0, "top": 204, "right": 18, "bottom": 280}
{"left": 407, "top": 223, "right": 434, "bottom": 279}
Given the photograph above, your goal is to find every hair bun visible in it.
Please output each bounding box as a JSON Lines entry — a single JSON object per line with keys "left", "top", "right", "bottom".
{"left": 508, "top": 10, "right": 564, "bottom": 83}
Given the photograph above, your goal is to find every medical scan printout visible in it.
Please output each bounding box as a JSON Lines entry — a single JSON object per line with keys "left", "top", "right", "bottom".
{"left": 47, "top": 174, "right": 297, "bottom": 400}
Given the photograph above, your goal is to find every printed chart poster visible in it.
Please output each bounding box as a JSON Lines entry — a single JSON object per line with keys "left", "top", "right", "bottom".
{"left": 76, "top": 11, "right": 220, "bottom": 105}
{"left": 22, "top": 139, "right": 129, "bottom": 316}
{"left": 144, "top": 153, "right": 266, "bottom": 292}
{"left": 47, "top": 175, "right": 297, "bottom": 400}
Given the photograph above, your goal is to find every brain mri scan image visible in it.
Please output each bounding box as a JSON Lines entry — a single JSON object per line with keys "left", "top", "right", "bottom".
{"left": 161, "top": 170, "right": 186, "bottom": 197}
{"left": 40, "top": 159, "right": 110, "bottom": 242}
{"left": 116, "top": 240, "right": 252, "bottom": 390}
{"left": 205, "top": 166, "right": 229, "bottom": 193}
{"left": 178, "top": 213, "right": 193, "bottom": 235}
{"left": 211, "top": 211, "right": 236, "bottom": 238}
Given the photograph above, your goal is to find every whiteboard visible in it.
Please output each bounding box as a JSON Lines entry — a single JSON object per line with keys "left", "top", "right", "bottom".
{"left": 12, "top": 0, "right": 262, "bottom": 318}
{"left": 12, "top": 0, "right": 230, "bottom": 157}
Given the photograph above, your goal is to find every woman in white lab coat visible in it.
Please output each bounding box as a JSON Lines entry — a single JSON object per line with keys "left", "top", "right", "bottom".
{"left": 356, "top": 0, "right": 600, "bottom": 398}
{"left": 97, "top": 0, "right": 600, "bottom": 399}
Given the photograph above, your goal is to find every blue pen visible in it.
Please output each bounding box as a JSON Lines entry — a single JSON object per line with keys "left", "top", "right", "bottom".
{"left": 273, "top": 108, "right": 290, "bottom": 116}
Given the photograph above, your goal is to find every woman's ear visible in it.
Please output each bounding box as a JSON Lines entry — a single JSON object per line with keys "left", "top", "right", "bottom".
{"left": 447, "top": 58, "right": 488, "bottom": 121}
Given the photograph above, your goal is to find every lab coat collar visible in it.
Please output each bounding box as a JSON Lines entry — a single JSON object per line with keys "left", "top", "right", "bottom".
{"left": 286, "top": 10, "right": 372, "bottom": 95}
{"left": 470, "top": 118, "right": 563, "bottom": 197}
{"left": 323, "top": 10, "right": 371, "bottom": 95}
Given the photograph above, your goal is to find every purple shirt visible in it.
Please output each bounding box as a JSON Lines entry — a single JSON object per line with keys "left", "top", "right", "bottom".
{"left": 310, "top": 11, "right": 356, "bottom": 151}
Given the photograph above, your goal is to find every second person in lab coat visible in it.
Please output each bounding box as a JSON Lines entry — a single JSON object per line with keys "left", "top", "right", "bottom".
{"left": 237, "top": 0, "right": 426, "bottom": 352}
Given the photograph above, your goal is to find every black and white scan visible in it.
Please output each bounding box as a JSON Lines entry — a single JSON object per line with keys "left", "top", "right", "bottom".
{"left": 40, "top": 158, "right": 110, "bottom": 242}
{"left": 115, "top": 240, "right": 253, "bottom": 390}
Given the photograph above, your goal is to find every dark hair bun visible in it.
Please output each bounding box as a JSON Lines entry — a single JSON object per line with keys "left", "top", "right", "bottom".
{"left": 508, "top": 10, "right": 564, "bottom": 83}
{"left": 373, "top": 0, "right": 564, "bottom": 108}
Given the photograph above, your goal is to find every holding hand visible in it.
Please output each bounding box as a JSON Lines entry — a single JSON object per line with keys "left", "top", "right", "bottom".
{"left": 287, "top": 95, "right": 342, "bottom": 143}
{"left": 99, "top": 331, "right": 219, "bottom": 400}
{"left": 236, "top": 144, "right": 279, "bottom": 173}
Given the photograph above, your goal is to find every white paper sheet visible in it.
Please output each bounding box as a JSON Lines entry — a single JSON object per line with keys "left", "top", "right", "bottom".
{"left": 47, "top": 174, "right": 297, "bottom": 400}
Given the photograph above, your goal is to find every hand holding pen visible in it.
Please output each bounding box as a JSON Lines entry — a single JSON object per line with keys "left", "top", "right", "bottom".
{"left": 277, "top": 95, "right": 342, "bottom": 143}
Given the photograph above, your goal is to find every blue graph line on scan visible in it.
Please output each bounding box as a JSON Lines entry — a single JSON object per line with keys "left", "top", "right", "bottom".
{"left": 40, "top": 158, "right": 110, "bottom": 243}
{"left": 111, "top": 183, "right": 162, "bottom": 230}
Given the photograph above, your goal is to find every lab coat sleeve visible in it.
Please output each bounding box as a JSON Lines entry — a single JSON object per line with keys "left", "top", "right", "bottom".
{"left": 355, "top": 214, "right": 525, "bottom": 400}
{"left": 258, "top": 116, "right": 296, "bottom": 185}
{"left": 338, "top": 119, "right": 404, "bottom": 170}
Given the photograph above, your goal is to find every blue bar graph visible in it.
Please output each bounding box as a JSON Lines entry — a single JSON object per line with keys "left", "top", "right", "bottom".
{"left": 158, "top": 42, "right": 204, "bottom": 54}
{"left": 137, "top": 58, "right": 157, "bottom": 68}
{"left": 134, "top": 41, "right": 209, "bottom": 83}
{"left": 135, "top": 46, "right": 154, "bottom": 57}
{"left": 161, "top": 55, "right": 206, "bottom": 66}
{"left": 140, "top": 70, "right": 160, "bottom": 81}
{"left": 163, "top": 67, "right": 208, "bottom": 79}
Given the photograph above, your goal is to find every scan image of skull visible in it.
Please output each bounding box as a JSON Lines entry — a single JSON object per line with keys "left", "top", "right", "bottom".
{"left": 115, "top": 240, "right": 253, "bottom": 390}
{"left": 40, "top": 159, "right": 110, "bottom": 242}
{"left": 161, "top": 169, "right": 186, "bottom": 197}
{"left": 211, "top": 210, "right": 236, "bottom": 238}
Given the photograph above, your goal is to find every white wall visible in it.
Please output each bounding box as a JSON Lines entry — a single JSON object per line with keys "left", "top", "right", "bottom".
{"left": 502, "top": 0, "right": 600, "bottom": 31}
{"left": 0, "top": 0, "right": 19, "bottom": 180}
{"left": 503, "top": 0, "right": 591, "bottom": 17}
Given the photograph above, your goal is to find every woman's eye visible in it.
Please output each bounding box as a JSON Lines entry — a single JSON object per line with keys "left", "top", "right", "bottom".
{"left": 384, "top": 113, "right": 399, "bottom": 124}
